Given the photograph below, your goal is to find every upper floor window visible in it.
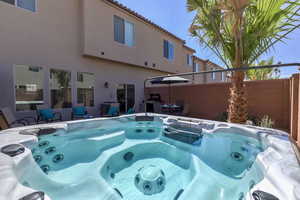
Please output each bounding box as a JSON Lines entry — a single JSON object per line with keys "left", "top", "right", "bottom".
{"left": 1, "top": 0, "right": 14, "bottom": 5}
{"left": 221, "top": 72, "right": 225, "bottom": 81}
{"left": 14, "top": 65, "right": 44, "bottom": 111}
{"left": 211, "top": 68, "right": 216, "bottom": 80}
{"left": 163, "top": 40, "right": 174, "bottom": 61}
{"left": 194, "top": 63, "right": 200, "bottom": 72}
{"left": 114, "top": 15, "right": 135, "bottom": 47}
{"left": 187, "top": 54, "right": 193, "bottom": 66}
{"left": 0, "top": 0, "right": 36, "bottom": 12}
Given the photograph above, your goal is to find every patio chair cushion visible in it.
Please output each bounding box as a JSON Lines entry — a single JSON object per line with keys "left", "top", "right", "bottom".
{"left": 126, "top": 108, "right": 134, "bottom": 114}
{"left": 39, "top": 109, "right": 54, "bottom": 121}
{"left": 107, "top": 106, "right": 118, "bottom": 116}
{"left": 1, "top": 107, "right": 16, "bottom": 125}
{"left": 73, "top": 106, "right": 86, "bottom": 116}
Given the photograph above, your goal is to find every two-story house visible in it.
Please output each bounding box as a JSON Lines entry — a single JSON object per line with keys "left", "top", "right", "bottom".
{"left": 193, "top": 57, "right": 228, "bottom": 84}
{"left": 0, "top": 0, "right": 223, "bottom": 119}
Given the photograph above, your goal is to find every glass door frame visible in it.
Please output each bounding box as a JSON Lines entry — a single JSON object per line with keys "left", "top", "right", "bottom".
{"left": 116, "top": 84, "right": 135, "bottom": 113}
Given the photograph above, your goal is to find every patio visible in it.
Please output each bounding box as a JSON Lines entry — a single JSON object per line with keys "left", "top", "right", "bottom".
{"left": 0, "top": 0, "right": 300, "bottom": 199}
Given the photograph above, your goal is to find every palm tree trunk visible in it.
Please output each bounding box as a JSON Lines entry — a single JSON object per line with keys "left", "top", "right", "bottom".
{"left": 228, "top": 8, "right": 248, "bottom": 124}
{"left": 228, "top": 71, "right": 248, "bottom": 123}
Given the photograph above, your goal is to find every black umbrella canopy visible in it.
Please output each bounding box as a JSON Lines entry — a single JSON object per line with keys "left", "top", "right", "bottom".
{"left": 150, "top": 76, "right": 189, "bottom": 84}
{"left": 150, "top": 76, "right": 189, "bottom": 111}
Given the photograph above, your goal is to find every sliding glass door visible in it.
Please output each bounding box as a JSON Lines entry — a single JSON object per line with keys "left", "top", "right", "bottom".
{"left": 117, "top": 84, "right": 135, "bottom": 113}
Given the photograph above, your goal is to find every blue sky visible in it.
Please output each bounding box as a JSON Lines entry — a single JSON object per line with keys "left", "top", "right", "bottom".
{"left": 115, "top": 0, "right": 300, "bottom": 77}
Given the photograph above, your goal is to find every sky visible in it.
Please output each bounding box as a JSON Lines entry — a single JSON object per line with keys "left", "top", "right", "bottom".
{"left": 115, "top": 0, "right": 300, "bottom": 77}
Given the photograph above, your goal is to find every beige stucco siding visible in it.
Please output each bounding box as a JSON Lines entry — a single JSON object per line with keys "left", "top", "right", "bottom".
{"left": 0, "top": 0, "right": 225, "bottom": 120}
{"left": 192, "top": 58, "right": 227, "bottom": 84}
{"left": 0, "top": 0, "right": 166, "bottom": 119}
{"left": 83, "top": 0, "right": 194, "bottom": 74}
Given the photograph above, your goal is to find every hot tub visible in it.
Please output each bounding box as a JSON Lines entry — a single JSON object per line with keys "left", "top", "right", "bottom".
{"left": 0, "top": 114, "right": 299, "bottom": 200}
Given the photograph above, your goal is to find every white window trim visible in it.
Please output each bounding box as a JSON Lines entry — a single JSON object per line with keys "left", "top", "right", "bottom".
{"left": 164, "top": 40, "right": 175, "bottom": 61}
{"left": 13, "top": 65, "right": 45, "bottom": 112}
{"left": 114, "top": 15, "right": 135, "bottom": 47}
{"left": 124, "top": 20, "right": 135, "bottom": 47}
{"left": 116, "top": 84, "right": 135, "bottom": 113}
{"left": 15, "top": 0, "right": 37, "bottom": 12}
{"left": 212, "top": 68, "right": 216, "bottom": 80}
{"left": 187, "top": 54, "right": 193, "bottom": 67}
{"left": 196, "top": 63, "right": 200, "bottom": 72}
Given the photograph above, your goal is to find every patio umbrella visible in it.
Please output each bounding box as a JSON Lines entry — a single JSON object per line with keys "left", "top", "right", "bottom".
{"left": 150, "top": 76, "right": 189, "bottom": 111}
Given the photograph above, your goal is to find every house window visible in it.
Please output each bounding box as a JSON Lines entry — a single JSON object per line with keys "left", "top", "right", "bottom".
{"left": 77, "top": 73, "right": 84, "bottom": 82}
{"left": 77, "top": 72, "right": 95, "bottom": 107}
{"left": 17, "top": 0, "right": 36, "bottom": 12}
{"left": 14, "top": 65, "right": 44, "bottom": 111}
{"left": 50, "top": 69, "right": 72, "bottom": 109}
{"left": 211, "top": 68, "right": 216, "bottom": 80}
{"left": 163, "top": 40, "right": 174, "bottom": 61}
{"left": 187, "top": 54, "right": 193, "bottom": 66}
{"left": 1, "top": 0, "right": 15, "bottom": 5}
{"left": 0, "top": 0, "right": 36, "bottom": 12}
{"left": 221, "top": 72, "right": 225, "bottom": 81}
{"left": 125, "top": 21, "right": 134, "bottom": 46}
{"left": 117, "top": 84, "right": 135, "bottom": 113}
{"left": 194, "top": 63, "right": 200, "bottom": 72}
{"left": 114, "top": 15, "right": 135, "bottom": 47}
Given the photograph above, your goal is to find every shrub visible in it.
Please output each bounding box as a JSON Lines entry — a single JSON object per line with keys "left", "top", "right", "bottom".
{"left": 259, "top": 115, "right": 275, "bottom": 128}
{"left": 215, "top": 112, "right": 228, "bottom": 122}
{"left": 215, "top": 112, "right": 274, "bottom": 129}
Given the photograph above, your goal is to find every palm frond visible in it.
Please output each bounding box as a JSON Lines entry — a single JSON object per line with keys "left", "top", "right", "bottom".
{"left": 187, "top": 0, "right": 300, "bottom": 67}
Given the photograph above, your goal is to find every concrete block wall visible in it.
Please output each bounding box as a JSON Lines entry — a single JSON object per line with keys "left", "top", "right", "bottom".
{"left": 146, "top": 76, "right": 299, "bottom": 132}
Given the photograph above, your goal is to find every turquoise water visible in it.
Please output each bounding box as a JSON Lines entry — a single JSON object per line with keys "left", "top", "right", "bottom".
{"left": 100, "top": 142, "right": 195, "bottom": 200}
{"left": 21, "top": 117, "right": 265, "bottom": 200}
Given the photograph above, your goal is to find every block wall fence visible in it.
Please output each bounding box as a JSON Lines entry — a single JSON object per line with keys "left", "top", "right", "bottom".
{"left": 146, "top": 73, "right": 300, "bottom": 146}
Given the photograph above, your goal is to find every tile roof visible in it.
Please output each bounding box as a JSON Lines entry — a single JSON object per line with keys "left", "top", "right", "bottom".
{"left": 103, "top": 0, "right": 193, "bottom": 47}
{"left": 193, "top": 56, "right": 224, "bottom": 69}
{"left": 183, "top": 44, "right": 196, "bottom": 53}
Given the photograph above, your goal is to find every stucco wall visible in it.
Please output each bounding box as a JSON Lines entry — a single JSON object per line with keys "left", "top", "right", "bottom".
{"left": 193, "top": 58, "right": 227, "bottom": 84}
{"left": 146, "top": 78, "right": 291, "bottom": 131}
{"left": 82, "top": 0, "right": 194, "bottom": 74}
{"left": 0, "top": 0, "right": 166, "bottom": 120}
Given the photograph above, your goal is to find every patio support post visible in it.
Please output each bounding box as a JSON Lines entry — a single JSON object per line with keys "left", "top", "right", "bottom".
{"left": 290, "top": 73, "right": 300, "bottom": 146}
{"left": 144, "top": 79, "right": 148, "bottom": 114}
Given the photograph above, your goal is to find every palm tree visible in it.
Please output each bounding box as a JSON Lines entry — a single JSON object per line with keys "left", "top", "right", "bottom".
{"left": 187, "top": 0, "right": 300, "bottom": 123}
{"left": 246, "top": 57, "right": 281, "bottom": 80}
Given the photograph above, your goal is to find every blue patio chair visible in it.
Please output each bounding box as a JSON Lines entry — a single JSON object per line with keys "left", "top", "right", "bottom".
{"left": 126, "top": 107, "right": 135, "bottom": 114}
{"left": 36, "top": 105, "right": 62, "bottom": 123}
{"left": 72, "top": 104, "right": 93, "bottom": 120}
{"left": 103, "top": 106, "right": 119, "bottom": 117}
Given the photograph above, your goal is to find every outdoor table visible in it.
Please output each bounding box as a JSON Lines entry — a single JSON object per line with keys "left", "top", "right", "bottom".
{"left": 161, "top": 104, "right": 182, "bottom": 113}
